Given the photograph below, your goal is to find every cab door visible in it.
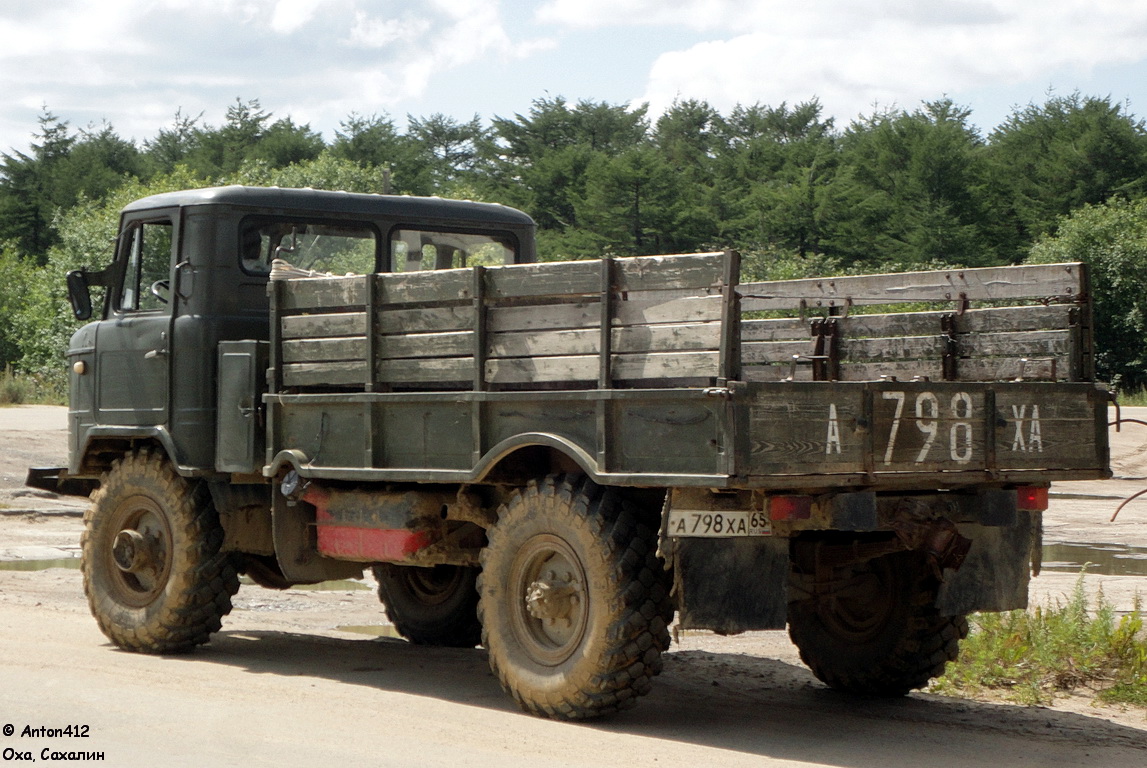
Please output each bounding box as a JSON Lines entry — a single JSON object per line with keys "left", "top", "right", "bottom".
{"left": 95, "top": 213, "right": 177, "bottom": 427}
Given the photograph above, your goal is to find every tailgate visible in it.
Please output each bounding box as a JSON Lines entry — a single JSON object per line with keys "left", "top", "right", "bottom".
{"left": 743, "top": 380, "right": 1109, "bottom": 485}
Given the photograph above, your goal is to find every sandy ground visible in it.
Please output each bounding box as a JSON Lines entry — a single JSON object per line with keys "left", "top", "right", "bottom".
{"left": 1, "top": 404, "right": 1146, "bottom": 766}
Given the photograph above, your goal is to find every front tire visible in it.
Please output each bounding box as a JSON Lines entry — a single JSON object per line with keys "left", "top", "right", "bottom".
{"left": 787, "top": 548, "right": 967, "bottom": 695}
{"left": 478, "top": 475, "right": 672, "bottom": 720}
{"left": 81, "top": 449, "right": 239, "bottom": 653}
{"left": 373, "top": 564, "right": 481, "bottom": 647}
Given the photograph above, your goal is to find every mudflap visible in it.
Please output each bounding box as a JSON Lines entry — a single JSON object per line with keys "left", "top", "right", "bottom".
{"left": 935, "top": 510, "right": 1039, "bottom": 616}
{"left": 673, "top": 537, "right": 790, "bottom": 633}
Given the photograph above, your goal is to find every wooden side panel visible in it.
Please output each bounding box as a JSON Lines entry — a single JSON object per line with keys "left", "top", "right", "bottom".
{"left": 738, "top": 262, "right": 1085, "bottom": 310}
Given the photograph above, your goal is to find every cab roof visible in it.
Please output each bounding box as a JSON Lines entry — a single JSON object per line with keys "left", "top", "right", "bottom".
{"left": 122, "top": 185, "right": 536, "bottom": 228}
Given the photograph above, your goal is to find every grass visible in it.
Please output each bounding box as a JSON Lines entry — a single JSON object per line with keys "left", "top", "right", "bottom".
{"left": 934, "top": 573, "right": 1147, "bottom": 707}
{"left": 0, "top": 366, "right": 67, "bottom": 406}
{"left": 1118, "top": 388, "right": 1147, "bottom": 407}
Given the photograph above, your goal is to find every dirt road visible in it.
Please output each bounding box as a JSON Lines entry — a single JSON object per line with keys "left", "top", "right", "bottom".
{"left": 1, "top": 405, "right": 1146, "bottom": 766}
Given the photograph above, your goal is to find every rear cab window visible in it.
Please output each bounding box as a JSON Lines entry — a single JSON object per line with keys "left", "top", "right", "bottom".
{"left": 389, "top": 229, "right": 518, "bottom": 272}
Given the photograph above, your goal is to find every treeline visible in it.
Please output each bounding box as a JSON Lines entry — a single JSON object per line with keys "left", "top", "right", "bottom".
{"left": 2, "top": 93, "right": 1147, "bottom": 388}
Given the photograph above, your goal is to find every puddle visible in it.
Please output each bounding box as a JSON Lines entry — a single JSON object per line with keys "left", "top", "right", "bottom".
{"left": 0, "top": 557, "right": 80, "bottom": 571}
{"left": 1, "top": 559, "right": 371, "bottom": 592}
{"left": 1041, "top": 543, "right": 1147, "bottom": 577}
{"left": 336, "top": 624, "right": 403, "bottom": 638}
{"left": 290, "top": 579, "right": 371, "bottom": 592}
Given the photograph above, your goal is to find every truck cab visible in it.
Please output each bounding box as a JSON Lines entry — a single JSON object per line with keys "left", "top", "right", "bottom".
{"left": 58, "top": 186, "right": 536, "bottom": 481}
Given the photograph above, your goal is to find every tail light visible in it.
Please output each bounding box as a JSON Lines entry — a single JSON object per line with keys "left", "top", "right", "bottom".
{"left": 1016, "top": 485, "right": 1049, "bottom": 511}
{"left": 768, "top": 495, "right": 813, "bottom": 521}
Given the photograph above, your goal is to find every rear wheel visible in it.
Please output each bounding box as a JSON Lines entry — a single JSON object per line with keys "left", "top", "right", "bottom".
{"left": 478, "top": 475, "right": 672, "bottom": 720}
{"left": 373, "top": 563, "right": 481, "bottom": 647}
{"left": 787, "top": 549, "right": 967, "bottom": 695}
{"left": 81, "top": 449, "right": 239, "bottom": 653}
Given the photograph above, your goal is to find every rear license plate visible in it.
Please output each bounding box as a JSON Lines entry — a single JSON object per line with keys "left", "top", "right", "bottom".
{"left": 667, "top": 508, "right": 771, "bottom": 537}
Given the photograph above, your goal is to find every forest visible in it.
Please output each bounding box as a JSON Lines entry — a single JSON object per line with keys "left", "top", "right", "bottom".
{"left": 2, "top": 92, "right": 1147, "bottom": 396}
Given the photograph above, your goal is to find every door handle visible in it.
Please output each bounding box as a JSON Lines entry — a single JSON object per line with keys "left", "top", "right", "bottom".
{"left": 144, "top": 349, "right": 167, "bottom": 359}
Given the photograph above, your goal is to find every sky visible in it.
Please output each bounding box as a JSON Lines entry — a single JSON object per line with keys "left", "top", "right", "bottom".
{"left": 2, "top": 0, "right": 1147, "bottom": 156}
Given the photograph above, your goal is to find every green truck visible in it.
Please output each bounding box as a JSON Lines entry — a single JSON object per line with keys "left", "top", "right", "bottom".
{"left": 30, "top": 185, "right": 1110, "bottom": 720}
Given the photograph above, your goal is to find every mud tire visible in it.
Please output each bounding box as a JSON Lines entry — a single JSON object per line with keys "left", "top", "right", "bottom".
{"left": 478, "top": 475, "right": 672, "bottom": 720}
{"left": 373, "top": 564, "right": 482, "bottom": 647}
{"left": 81, "top": 449, "right": 239, "bottom": 653}
{"left": 787, "top": 550, "right": 968, "bottom": 696}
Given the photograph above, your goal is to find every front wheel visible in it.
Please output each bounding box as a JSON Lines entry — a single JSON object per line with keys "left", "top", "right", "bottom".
{"left": 478, "top": 475, "right": 672, "bottom": 720}
{"left": 787, "top": 549, "right": 967, "bottom": 695}
{"left": 81, "top": 449, "right": 239, "bottom": 653}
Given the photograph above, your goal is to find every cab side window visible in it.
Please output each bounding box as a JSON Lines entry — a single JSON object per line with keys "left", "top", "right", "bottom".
{"left": 118, "top": 220, "right": 174, "bottom": 312}
{"left": 389, "top": 229, "right": 517, "bottom": 272}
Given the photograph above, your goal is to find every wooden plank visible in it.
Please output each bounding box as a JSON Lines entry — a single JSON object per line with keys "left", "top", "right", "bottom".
{"left": 959, "top": 330, "right": 1071, "bottom": 359}
{"left": 741, "top": 318, "right": 814, "bottom": 342}
{"left": 841, "top": 336, "right": 948, "bottom": 361}
{"left": 282, "top": 360, "right": 367, "bottom": 387}
{"left": 959, "top": 357, "right": 1063, "bottom": 381}
{"left": 282, "top": 337, "right": 366, "bottom": 364}
{"left": 485, "top": 350, "right": 720, "bottom": 384}
{"left": 829, "top": 305, "right": 1075, "bottom": 338}
{"left": 615, "top": 295, "right": 724, "bottom": 326}
{"left": 483, "top": 252, "right": 727, "bottom": 300}
{"left": 488, "top": 323, "right": 720, "bottom": 359}
{"left": 375, "top": 269, "right": 473, "bottom": 305}
{"left": 487, "top": 295, "right": 723, "bottom": 334}
{"left": 738, "top": 262, "right": 1085, "bottom": 310}
{"left": 282, "top": 312, "right": 367, "bottom": 339}
{"left": 376, "top": 357, "right": 473, "bottom": 384}
{"left": 613, "top": 253, "right": 725, "bottom": 292}
{"left": 741, "top": 340, "right": 820, "bottom": 365}
{"left": 485, "top": 260, "right": 601, "bottom": 299}
{"left": 278, "top": 276, "right": 365, "bottom": 311}
{"left": 380, "top": 331, "right": 473, "bottom": 360}
{"left": 488, "top": 301, "right": 600, "bottom": 333}
{"left": 835, "top": 360, "right": 947, "bottom": 381}
{"left": 377, "top": 305, "right": 474, "bottom": 334}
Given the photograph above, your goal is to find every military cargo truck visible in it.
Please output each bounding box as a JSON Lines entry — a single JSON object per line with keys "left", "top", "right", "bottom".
{"left": 29, "top": 185, "right": 1110, "bottom": 719}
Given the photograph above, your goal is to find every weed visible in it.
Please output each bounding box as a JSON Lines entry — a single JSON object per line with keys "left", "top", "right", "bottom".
{"left": 934, "top": 573, "right": 1147, "bottom": 707}
{"left": 0, "top": 366, "right": 66, "bottom": 406}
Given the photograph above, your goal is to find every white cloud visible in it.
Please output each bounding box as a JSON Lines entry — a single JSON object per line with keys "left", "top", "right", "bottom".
{"left": 537, "top": 0, "right": 1147, "bottom": 119}
{"left": 269, "top": 0, "right": 330, "bottom": 35}
{"left": 0, "top": 0, "right": 537, "bottom": 151}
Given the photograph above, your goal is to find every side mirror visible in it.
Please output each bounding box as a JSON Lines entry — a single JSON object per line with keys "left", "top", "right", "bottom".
{"left": 66, "top": 270, "right": 92, "bottom": 321}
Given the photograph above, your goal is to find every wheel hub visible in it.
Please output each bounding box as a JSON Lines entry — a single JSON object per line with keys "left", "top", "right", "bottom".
{"left": 525, "top": 571, "right": 581, "bottom": 624}
{"left": 112, "top": 529, "right": 160, "bottom": 574}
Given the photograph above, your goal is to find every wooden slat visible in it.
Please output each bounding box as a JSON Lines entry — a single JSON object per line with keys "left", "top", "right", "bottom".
{"left": 615, "top": 295, "right": 724, "bottom": 326}
{"left": 738, "top": 262, "right": 1085, "bottom": 310}
{"left": 282, "top": 360, "right": 367, "bottom": 387}
{"left": 282, "top": 312, "right": 366, "bottom": 339}
{"left": 375, "top": 270, "right": 472, "bottom": 305}
{"left": 613, "top": 253, "right": 726, "bottom": 292}
{"left": 488, "top": 323, "right": 720, "bottom": 359}
{"left": 377, "top": 357, "right": 472, "bottom": 384}
{"left": 831, "top": 305, "right": 1075, "bottom": 338}
{"left": 841, "top": 336, "right": 949, "bottom": 361}
{"left": 959, "top": 330, "right": 1071, "bottom": 359}
{"left": 958, "top": 357, "right": 1062, "bottom": 381}
{"left": 483, "top": 253, "right": 727, "bottom": 300}
{"left": 282, "top": 337, "right": 365, "bottom": 364}
{"left": 279, "top": 276, "right": 365, "bottom": 310}
{"left": 485, "top": 351, "right": 719, "bottom": 384}
{"left": 377, "top": 305, "right": 474, "bottom": 334}
{"left": 487, "top": 295, "right": 723, "bottom": 334}
{"left": 741, "top": 318, "right": 815, "bottom": 342}
{"left": 380, "top": 331, "right": 473, "bottom": 359}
